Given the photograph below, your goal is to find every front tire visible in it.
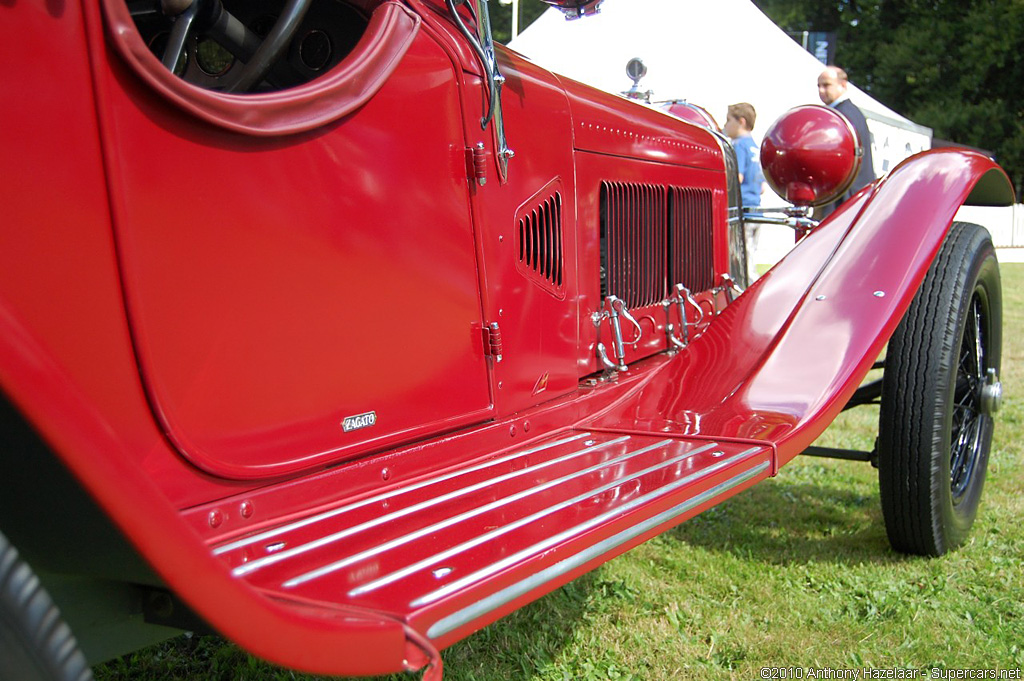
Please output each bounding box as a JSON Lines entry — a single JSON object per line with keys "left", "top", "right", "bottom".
{"left": 0, "top": 529, "right": 93, "bottom": 681}
{"left": 878, "top": 222, "right": 1002, "bottom": 556}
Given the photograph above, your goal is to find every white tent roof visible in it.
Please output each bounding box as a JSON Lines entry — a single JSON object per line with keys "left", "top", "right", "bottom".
{"left": 509, "top": 0, "right": 931, "bottom": 174}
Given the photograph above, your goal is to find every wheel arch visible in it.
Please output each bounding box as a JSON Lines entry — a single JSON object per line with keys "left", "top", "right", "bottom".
{"left": 768, "top": 148, "right": 1014, "bottom": 463}
{"left": 964, "top": 165, "right": 1016, "bottom": 207}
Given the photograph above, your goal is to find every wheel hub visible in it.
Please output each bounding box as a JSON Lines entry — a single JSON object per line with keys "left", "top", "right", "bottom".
{"left": 979, "top": 367, "right": 1002, "bottom": 415}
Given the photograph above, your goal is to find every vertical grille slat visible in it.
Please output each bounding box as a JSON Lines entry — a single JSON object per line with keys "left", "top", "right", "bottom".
{"left": 548, "top": 197, "right": 557, "bottom": 280}
{"left": 523, "top": 212, "right": 529, "bottom": 268}
{"left": 536, "top": 206, "right": 544, "bottom": 270}
{"left": 668, "top": 186, "right": 714, "bottom": 293}
{"left": 515, "top": 187, "right": 566, "bottom": 297}
{"left": 555, "top": 194, "right": 564, "bottom": 286}
{"left": 600, "top": 181, "right": 673, "bottom": 309}
{"left": 541, "top": 201, "right": 549, "bottom": 279}
{"left": 625, "top": 183, "right": 633, "bottom": 303}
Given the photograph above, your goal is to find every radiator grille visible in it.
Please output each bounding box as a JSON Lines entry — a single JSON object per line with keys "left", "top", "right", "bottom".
{"left": 517, "top": 191, "right": 564, "bottom": 295}
{"left": 601, "top": 182, "right": 713, "bottom": 308}
{"left": 600, "top": 182, "right": 668, "bottom": 308}
{"left": 668, "top": 187, "right": 714, "bottom": 292}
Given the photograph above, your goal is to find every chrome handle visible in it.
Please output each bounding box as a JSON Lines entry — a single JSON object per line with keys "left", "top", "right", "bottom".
{"left": 716, "top": 273, "right": 743, "bottom": 303}
{"left": 595, "top": 342, "right": 619, "bottom": 371}
{"left": 672, "top": 284, "right": 706, "bottom": 345}
{"left": 592, "top": 296, "right": 642, "bottom": 372}
{"left": 664, "top": 300, "right": 686, "bottom": 350}
{"left": 608, "top": 296, "right": 643, "bottom": 346}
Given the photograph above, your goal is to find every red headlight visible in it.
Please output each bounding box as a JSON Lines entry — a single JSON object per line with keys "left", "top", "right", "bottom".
{"left": 760, "top": 105, "right": 861, "bottom": 207}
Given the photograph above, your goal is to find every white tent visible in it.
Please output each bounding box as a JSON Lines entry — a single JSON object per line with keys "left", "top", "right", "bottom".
{"left": 508, "top": 0, "right": 932, "bottom": 179}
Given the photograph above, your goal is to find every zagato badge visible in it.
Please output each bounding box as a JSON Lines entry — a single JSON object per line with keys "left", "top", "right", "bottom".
{"left": 342, "top": 411, "right": 377, "bottom": 433}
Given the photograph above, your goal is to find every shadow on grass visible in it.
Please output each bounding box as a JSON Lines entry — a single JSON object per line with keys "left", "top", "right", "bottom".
{"left": 665, "top": 473, "right": 908, "bottom": 568}
{"left": 94, "top": 572, "right": 600, "bottom": 681}
{"left": 427, "top": 571, "right": 601, "bottom": 681}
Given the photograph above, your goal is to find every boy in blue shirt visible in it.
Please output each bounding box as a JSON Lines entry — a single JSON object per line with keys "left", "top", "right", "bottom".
{"left": 724, "top": 102, "right": 765, "bottom": 282}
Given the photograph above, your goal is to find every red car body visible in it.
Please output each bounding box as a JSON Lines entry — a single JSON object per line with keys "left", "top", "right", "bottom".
{"left": 0, "top": 0, "right": 1014, "bottom": 677}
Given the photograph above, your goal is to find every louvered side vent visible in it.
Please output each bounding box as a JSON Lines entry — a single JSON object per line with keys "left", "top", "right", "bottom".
{"left": 600, "top": 182, "right": 668, "bottom": 308}
{"left": 515, "top": 190, "right": 565, "bottom": 297}
{"left": 668, "top": 187, "right": 715, "bottom": 292}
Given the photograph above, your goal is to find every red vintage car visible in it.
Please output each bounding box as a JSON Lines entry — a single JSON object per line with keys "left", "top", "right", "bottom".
{"left": 0, "top": 0, "right": 1013, "bottom": 678}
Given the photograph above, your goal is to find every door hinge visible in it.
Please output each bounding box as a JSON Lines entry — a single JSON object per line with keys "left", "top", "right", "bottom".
{"left": 470, "top": 143, "right": 488, "bottom": 186}
{"left": 483, "top": 322, "right": 503, "bottom": 362}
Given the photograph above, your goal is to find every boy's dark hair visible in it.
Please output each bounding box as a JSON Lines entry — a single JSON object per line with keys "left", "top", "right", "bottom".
{"left": 727, "top": 102, "right": 757, "bottom": 131}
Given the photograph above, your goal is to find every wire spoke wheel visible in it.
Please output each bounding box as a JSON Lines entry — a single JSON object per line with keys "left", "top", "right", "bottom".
{"left": 950, "top": 297, "right": 986, "bottom": 502}
{"left": 0, "top": 530, "right": 93, "bottom": 681}
{"left": 878, "top": 222, "right": 1002, "bottom": 556}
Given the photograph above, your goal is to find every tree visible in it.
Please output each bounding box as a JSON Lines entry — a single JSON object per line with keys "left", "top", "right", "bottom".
{"left": 753, "top": 0, "right": 1024, "bottom": 197}
{"left": 490, "top": 0, "right": 549, "bottom": 45}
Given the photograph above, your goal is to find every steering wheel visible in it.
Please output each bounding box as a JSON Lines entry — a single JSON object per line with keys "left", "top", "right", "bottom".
{"left": 159, "top": 0, "right": 313, "bottom": 92}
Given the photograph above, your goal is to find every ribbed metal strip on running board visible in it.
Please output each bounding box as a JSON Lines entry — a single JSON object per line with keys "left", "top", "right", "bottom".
{"left": 214, "top": 430, "right": 594, "bottom": 559}
{"left": 216, "top": 431, "right": 772, "bottom": 635}
{"left": 425, "top": 458, "right": 769, "bottom": 640}
{"left": 289, "top": 437, "right": 715, "bottom": 590}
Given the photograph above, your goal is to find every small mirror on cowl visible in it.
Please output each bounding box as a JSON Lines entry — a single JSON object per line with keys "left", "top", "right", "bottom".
{"left": 622, "top": 58, "right": 652, "bottom": 103}
{"left": 761, "top": 105, "right": 862, "bottom": 207}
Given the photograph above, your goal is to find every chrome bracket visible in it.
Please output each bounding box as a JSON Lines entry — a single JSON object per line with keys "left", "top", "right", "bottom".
{"left": 663, "top": 300, "right": 685, "bottom": 351}
{"left": 595, "top": 341, "right": 618, "bottom": 372}
{"left": 715, "top": 273, "right": 743, "bottom": 304}
{"left": 664, "top": 284, "right": 705, "bottom": 349}
{"left": 474, "top": 0, "right": 513, "bottom": 182}
{"left": 446, "top": 0, "right": 513, "bottom": 183}
{"left": 592, "top": 296, "right": 642, "bottom": 372}
{"left": 742, "top": 205, "right": 818, "bottom": 237}
{"left": 591, "top": 311, "right": 618, "bottom": 372}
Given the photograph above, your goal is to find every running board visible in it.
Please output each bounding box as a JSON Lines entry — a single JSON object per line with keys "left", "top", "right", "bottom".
{"left": 212, "top": 430, "right": 771, "bottom": 648}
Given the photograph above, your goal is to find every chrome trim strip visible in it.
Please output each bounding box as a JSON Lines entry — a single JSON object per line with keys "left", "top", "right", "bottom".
{"left": 346, "top": 440, "right": 721, "bottom": 597}
{"left": 426, "top": 459, "right": 769, "bottom": 640}
{"left": 282, "top": 437, "right": 701, "bottom": 588}
{"left": 214, "top": 431, "right": 592, "bottom": 556}
{"left": 234, "top": 434, "right": 627, "bottom": 577}
{"left": 414, "top": 448, "right": 764, "bottom": 610}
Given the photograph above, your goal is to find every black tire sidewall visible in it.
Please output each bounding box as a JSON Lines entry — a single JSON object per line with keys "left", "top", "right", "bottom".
{"left": 878, "top": 222, "right": 1001, "bottom": 555}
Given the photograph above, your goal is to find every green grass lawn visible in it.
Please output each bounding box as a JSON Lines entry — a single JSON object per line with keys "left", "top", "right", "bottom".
{"left": 95, "top": 264, "right": 1024, "bottom": 681}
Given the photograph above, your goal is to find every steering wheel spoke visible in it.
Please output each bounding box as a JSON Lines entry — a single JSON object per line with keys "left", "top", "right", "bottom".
{"left": 128, "top": 0, "right": 162, "bottom": 18}
{"left": 161, "top": 0, "right": 198, "bottom": 73}
{"left": 155, "top": 0, "right": 312, "bottom": 91}
{"left": 222, "top": 0, "right": 313, "bottom": 92}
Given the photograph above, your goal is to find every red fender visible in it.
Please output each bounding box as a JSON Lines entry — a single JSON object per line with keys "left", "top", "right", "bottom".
{"left": 588, "top": 149, "right": 1014, "bottom": 469}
